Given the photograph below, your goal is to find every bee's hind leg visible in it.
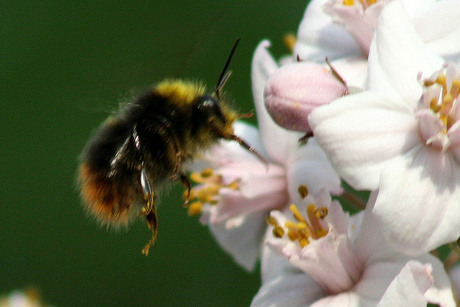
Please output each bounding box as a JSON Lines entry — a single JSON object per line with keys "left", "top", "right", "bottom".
{"left": 138, "top": 168, "right": 158, "bottom": 256}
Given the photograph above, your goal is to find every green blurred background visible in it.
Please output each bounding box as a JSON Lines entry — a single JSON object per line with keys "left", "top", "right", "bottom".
{"left": 1, "top": 1, "right": 307, "bottom": 306}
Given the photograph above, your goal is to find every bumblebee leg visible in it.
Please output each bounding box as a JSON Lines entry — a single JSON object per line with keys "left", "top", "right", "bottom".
{"left": 138, "top": 168, "right": 158, "bottom": 256}
{"left": 180, "top": 173, "right": 191, "bottom": 207}
{"left": 170, "top": 151, "right": 183, "bottom": 181}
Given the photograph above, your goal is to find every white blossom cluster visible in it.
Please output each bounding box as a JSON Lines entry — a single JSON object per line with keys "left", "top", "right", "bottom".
{"left": 188, "top": 0, "right": 460, "bottom": 305}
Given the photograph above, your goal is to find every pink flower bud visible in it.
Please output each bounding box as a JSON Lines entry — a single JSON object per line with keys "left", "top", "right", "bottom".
{"left": 264, "top": 62, "right": 347, "bottom": 132}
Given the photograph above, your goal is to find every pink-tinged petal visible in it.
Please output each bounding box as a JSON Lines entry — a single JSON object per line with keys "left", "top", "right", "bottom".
{"left": 378, "top": 259, "right": 456, "bottom": 307}
{"left": 374, "top": 146, "right": 460, "bottom": 255}
{"left": 377, "top": 261, "right": 433, "bottom": 306}
{"left": 251, "top": 272, "right": 324, "bottom": 307}
{"left": 252, "top": 40, "right": 301, "bottom": 163}
{"left": 366, "top": 0, "right": 444, "bottom": 105}
{"left": 354, "top": 259, "right": 411, "bottom": 304}
{"left": 287, "top": 139, "right": 342, "bottom": 204}
{"left": 294, "top": 0, "right": 361, "bottom": 62}
{"left": 412, "top": 0, "right": 460, "bottom": 58}
{"left": 264, "top": 62, "right": 347, "bottom": 132}
{"left": 309, "top": 92, "right": 420, "bottom": 190}
{"left": 208, "top": 211, "right": 267, "bottom": 271}
{"left": 260, "top": 233, "right": 298, "bottom": 284}
{"left": 211, "top": 174, "right": 287, "bottom": 224}
{"left": 322, "top": 0, "right": 382, "bottom": 57}
{"left": 416, "top": 109, "right": 448, "bottom": 150}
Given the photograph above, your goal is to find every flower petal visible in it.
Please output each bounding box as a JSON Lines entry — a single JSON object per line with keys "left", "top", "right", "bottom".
{"left": 366, "top": 0, "right": 444, "bottom": 105}
{"left": 251, "top": 271, "right": 324, "bottom": 307}
{"left": 377, "top": 259, "right": 456, "bottom": 307}
{"left": 208, "top": 211, "right": 267, "bottom": 271}
{"left": 374, "top": 146, "right": 460, "bottom": 255}
{"left": 294, "top": 0, "right": 361, "bottom": 62}
{"left": 309, "top": 91, "right": 420, "bottom": 190}
{"left": 412, "top": 0, "right": 460, "bottom": 59}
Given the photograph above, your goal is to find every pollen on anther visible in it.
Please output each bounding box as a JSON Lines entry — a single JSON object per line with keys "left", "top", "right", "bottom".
{"left": 188, "top": 201, "right": 203, "bottom": 216}
{"left": 298, "top": 185, "right": 309, "bottom": 199}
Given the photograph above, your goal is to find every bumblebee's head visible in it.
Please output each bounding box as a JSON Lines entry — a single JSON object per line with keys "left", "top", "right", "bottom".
{"left": 191, "top": 94, "right": 236, "bottom": 138}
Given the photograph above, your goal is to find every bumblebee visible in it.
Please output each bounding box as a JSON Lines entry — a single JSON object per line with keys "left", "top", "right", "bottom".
{"left": 78, "top": 39, "right": 263, "bottom": 255}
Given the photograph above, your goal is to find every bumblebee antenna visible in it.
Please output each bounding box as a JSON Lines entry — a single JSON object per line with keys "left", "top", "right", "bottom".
{"left": 215, "top": 38, "right": 241, "bottom": 99}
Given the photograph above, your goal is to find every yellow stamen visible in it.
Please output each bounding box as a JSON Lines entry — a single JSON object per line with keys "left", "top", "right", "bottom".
{"left": 187, "top": 169, "right": 241, "bottom": 216}
{"left": 343, "top": 0, "right": 354, "bottom": 5}
{"left": 283, "top": 33, "right": 296, "bottom": 53}
{"left": 307, "top": 204, "right": 324, "bottom": 239}
{"left": 270, "top": 201, "right": 329, "bottom": 248}
{"left": 424, "top": 72, "right": 460, "bottom": 135}
{"left": 290, "top": 204, "right": 307, "bottom": 224}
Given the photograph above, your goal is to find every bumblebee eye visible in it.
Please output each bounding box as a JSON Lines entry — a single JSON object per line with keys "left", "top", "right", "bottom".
{"left": 193, "top": 95, "right": 226, "bottom": 123}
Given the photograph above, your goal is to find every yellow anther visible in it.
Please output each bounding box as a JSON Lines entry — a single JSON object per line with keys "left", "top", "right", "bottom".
{"left": 430, "top": 97, "right": 440, "bottom": 112}
{"left": 190, "top": 170, "right": 222, "bottom": 184}
{"left": 315, "top": 228, "right": 329, "bottom": 238}
{"left": 299, "top": 238, "right": 310, "bottom": 247}
{"left": 190, "top": 172, "right": 205, "bottom": 183}
{"left": 283, "top": 33, "right": 296, "bottom": 53}
{"left": 266, "top": 215, "right": 279, "bottom": 226}
{"left": 184, "top": 188, "right": 195, "bottom": 201}
{"left": 201, "top": 168, "right": 214, "bottom": 178}
{"left": 196, "top": 190, "right": 213, "bottom": 203}
{"left": 273, "top": 226, "right": 285, "bottom": 238}
{"left": 226, "top": 180, "right": 239, "bottom": 190}
{"left": 343, "top": 0, "right": 354, "bottom": 5}
{"left": 266, "top": 216, "right": 285, "bottom": 238}
{"left": 315, "top": 207, "right": 328, "bottom": 219}
{"left": 188, "top": 201, "right": 203, "bottom": 216}
{"left": 271, "top": 203, "right": 329, "bottom": 247}
{"left": 298, "top": 185, "right": 309, "bottom": 199}
{"left": 288, "top": 229, "right": 299, "bottom": 241}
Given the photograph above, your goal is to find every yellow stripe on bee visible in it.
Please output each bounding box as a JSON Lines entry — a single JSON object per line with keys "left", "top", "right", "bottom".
{"left": 155, "top": 80, "right": 206, "bottom": 107}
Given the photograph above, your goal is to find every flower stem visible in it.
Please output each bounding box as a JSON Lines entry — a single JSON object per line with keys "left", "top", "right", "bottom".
{"left": 339, "top": 190, "right": 366, "bottom": 210}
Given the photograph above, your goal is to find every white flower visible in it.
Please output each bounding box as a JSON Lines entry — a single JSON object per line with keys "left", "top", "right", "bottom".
{"left": 186, "top": 41, "right": 341, "bottom": 270}
{"left": 252, "top": 194, "right": 455, "bottom": 306}
{"left": 309, "top": 0, "right": 460, "bottom": 255}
